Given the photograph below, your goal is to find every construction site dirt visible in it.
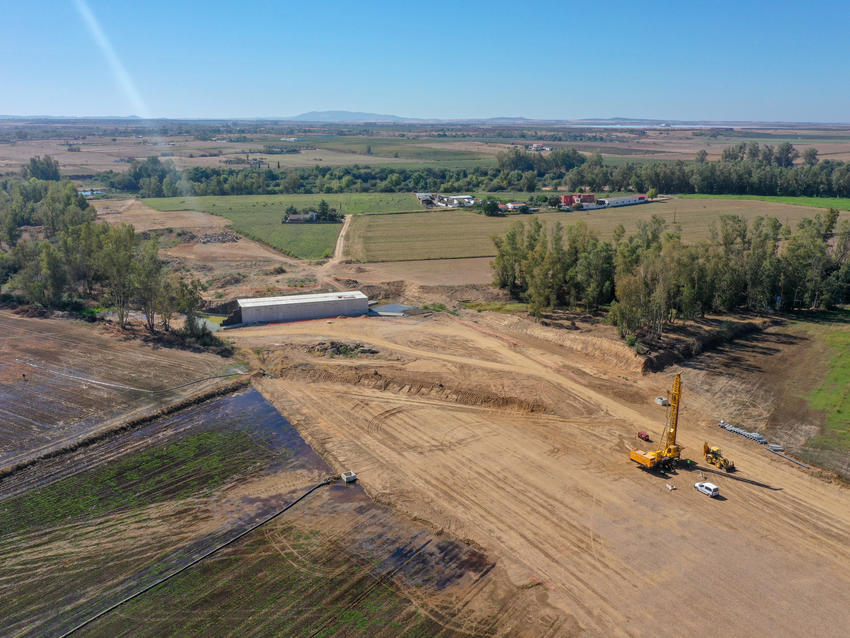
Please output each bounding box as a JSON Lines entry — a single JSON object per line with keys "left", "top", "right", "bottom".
{"left": 4, "top": 199, "right": 850, "bottom": 636}
{"left": 226, "top": 312, "right": 850, "bottom": 638}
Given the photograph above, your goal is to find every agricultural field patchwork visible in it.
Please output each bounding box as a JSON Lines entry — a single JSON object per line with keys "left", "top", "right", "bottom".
{"left": 0, "top": 389, "right": 513, "bottom": 637}
{"left": 144, "top": 193, "right": 426, "bottom": 258}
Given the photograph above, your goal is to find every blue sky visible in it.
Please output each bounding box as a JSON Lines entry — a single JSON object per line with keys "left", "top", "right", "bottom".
{"left": 1, "top": 0, "right": 848, "bottom": 121}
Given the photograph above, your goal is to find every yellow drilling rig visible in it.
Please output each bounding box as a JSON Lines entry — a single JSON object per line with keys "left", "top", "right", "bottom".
{"left": 630, "top": 373, "right": 691, "bottom": 472}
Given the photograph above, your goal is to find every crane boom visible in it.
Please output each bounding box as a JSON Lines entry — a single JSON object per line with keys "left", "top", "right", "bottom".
{"left": 629, "top": 372, "right": 683, "bottom": 470}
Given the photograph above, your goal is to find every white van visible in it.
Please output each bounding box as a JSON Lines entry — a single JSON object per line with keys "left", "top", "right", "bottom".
{"left": 694, "top": 481, "right": 719, "bottom": 497}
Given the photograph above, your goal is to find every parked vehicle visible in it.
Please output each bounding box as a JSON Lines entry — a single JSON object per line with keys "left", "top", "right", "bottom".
{"left": 694, "top": 481, "right": 719, "bottom": 497}
{"left": 637, "top": 431, "right": 651, "bottom": 442}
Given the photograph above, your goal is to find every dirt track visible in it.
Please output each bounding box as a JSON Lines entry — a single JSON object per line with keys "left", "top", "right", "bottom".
{"left": 228, "top": 313, "right": 850, "bottom": 637}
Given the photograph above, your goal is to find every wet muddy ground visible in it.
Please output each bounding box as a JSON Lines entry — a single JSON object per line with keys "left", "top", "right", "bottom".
{"left": 0, "top": 389, "right": 530, "bottom": 637}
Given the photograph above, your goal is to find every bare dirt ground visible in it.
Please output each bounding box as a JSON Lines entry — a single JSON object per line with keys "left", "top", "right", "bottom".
{"left": 0, "top": 310, "right": 233, "bottom": 470}
{"left": 94, "top": 198, "right": 232, "bottom": 232}
{"left": 224, "top": 312, "right": 850, "bottom": 638}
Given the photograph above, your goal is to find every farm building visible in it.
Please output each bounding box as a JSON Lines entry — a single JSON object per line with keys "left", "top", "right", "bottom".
{"left": 597, "top": 195, "right": 648, "bottom": 207}
{"left": 560, "top": 193, "right": 596, "bottom": 206}
{"left": 234, "top": 291, "right": 369, "bottom": 325}
{"left": 285, "top": 212, "right": 317, "bottom": 223}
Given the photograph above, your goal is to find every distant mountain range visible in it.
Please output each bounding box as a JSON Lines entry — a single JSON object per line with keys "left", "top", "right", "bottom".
{"left": 286, "top": 111, "right": 536, "bottom": 124}
{"left": 287, "top": 111, "right": 413, "bottom": 122}
{"left": 0, "top": 111, "right": 845, "bottom": 127}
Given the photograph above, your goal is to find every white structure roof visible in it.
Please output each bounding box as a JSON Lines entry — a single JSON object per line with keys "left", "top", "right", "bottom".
{"left": 238, "top": 291, "right": 367, "bottom": 309}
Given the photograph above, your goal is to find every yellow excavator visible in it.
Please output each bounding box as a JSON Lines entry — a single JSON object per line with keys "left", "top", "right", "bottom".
{"left": 703, "top": 442, "right": 735, "bottom": 472}
{"left": 630, "top": 373, "right": 689, "bottom": 472}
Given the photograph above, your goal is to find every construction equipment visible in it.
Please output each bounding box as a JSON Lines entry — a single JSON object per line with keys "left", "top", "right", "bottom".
{"left": 703, "top": 442, "right": 735, "bottom": 472}
{"left": 630, "top": 373, "right": 684, "bottom": 472}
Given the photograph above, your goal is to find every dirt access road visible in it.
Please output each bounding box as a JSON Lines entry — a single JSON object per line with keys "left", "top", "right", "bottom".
{"left": 228, "top": 313, "right": 850, "bottom": 638}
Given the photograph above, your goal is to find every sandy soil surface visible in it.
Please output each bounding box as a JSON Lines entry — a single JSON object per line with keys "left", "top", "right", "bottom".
{"left": 225, "top": 312, "right": 850, "bottom": 638}
{"left": 94, "top": 199, "right": 231, "bottom": 231}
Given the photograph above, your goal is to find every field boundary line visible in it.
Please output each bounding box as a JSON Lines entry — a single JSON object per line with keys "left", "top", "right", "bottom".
{"left": 58, "top": 475, "right": 341, "bottom": 638}
{"left": 0, "top": 377, "right": 251, "bottom": 486}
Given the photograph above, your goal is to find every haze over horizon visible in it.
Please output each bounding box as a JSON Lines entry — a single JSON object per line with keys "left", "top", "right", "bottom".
{"left": 1, "top": 0, "right": 848, "bottom": 122}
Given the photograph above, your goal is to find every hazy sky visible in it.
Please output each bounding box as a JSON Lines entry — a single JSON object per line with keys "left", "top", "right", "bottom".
{"left": 1, "top": 0, "right": 848, "bottom": 121}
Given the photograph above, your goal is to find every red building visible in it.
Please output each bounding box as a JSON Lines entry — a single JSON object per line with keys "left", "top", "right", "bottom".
{"left": 560, "top": 193, "right": 596, "bottom": 206}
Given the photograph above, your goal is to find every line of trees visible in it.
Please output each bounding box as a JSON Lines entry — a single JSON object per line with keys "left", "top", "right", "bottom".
{"left": 492, "top": 211, "right": 850, "bottom": 338}
{"left": 95, "top": 142, "right": 850, "bottom": 200}
{"left": 1, "top": 172, "right": 207, "bottom": 336}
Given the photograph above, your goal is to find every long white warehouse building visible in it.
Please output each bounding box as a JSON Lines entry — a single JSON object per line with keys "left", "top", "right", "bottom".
{"left": 237, "top": 291, "right": 368, "bottom": 324}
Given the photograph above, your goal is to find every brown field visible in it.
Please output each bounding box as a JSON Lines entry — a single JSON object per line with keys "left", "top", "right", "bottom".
{"left": 222, "top": 311, "right": 850, "bottom": 637}
{"left": 346, "top": 197, "right": 846, "bottom": 262}
{"left": 556, "top": 127, "right": 850, "bottom": 162}
{"left": 335, "top": 257, "right": 495, "bottom": 287}
{"left": 0, "top": 135, "right": 416, "bottom": 176}
{"left": 0, "top": 310, "right": 233, "bottom": 471}
{"left": 95, "top": 198, "right": 231, "bottom": 232}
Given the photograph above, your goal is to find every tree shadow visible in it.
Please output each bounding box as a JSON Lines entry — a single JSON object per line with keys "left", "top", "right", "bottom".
{"left": 787, "top": 309, "right": 850, "bottom": 325}
{"left": 683, "top": 330, "right": 809, "bottom": 375}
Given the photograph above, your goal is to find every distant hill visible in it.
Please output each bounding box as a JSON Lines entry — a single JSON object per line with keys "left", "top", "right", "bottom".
{"left": 288, "top": 111, "right": 414, "bottom": 123}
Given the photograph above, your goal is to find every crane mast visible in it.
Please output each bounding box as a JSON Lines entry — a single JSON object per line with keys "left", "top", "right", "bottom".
{"left": 661, "top": 373, "right": 681, "bottom": 459}
{"left": 629, "top": 372, "right": 684, "bottom": 471}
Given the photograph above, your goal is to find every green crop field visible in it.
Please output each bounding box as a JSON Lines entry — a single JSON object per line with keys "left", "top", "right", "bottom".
{"left": 803, "top": 312, "right": 850, "bottom": 451}
{"left": 145, "top": 192, "right": 422, "bottom": 216}
{"left": 308, "top": 136, "right": 497, "bottom": 166}
{"left": 346, "top": 197, "right": 845, "bottom": 262}
{"left": 144, "top": 193, "right": 423, "bottom": 258}
{"left": 677, "top": 194, "right": 850, "bottom": 211}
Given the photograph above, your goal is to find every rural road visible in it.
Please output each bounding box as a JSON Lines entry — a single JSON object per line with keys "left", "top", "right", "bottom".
{"left": 329, "top": 215, "right": 352, "bottom": 265}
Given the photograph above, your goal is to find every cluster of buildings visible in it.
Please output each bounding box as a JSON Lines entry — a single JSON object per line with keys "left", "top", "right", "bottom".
{"left": 413, "top": 192, "right": 651, "bottom": 213}
{"left": 416, "top": 193, "right": 478, "bottom": 208}
{"left": 560, "top": 193, "right": 648, "bottom": 209}
{"left": 528, "top": 143, "right": 553, "bottom": 151}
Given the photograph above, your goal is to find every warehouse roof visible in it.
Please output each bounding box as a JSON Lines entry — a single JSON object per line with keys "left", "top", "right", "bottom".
{"left": 238, "top": 291, "right": 367, "bottom": 309}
